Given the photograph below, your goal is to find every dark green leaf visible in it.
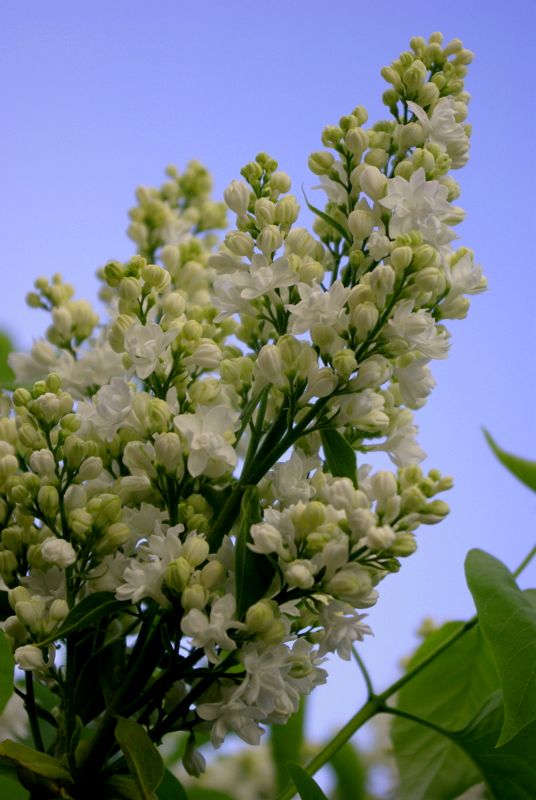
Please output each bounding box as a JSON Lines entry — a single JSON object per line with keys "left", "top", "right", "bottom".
{"left": 0, "top": 740, "right": 72, "bottom": 781}
{"left": 115, "top": 717, "right": 164, "bottom": 800}
{"left": 0, "top": 774, "right": 29, "bottom": 799}
{"left": 187, "top": 790, "right": 237, "bottom": 800}
{"left": 155, "top": 768, "right": 188, "bottom": 800}
{"left": 0, "top": 333, "right": 15, "bottom": 389}
{"left": 0, "top": 630, "right": 14, "bottom": 715}
{"left": 483, "top": 429, "right": 536, "bottom": 492}
{"left": 288, "top": 762, "right": 329, "bottom": 800}
{"left": 465, "top": 549, "right": 536, "bottom": 745}
{"left": 452, "top": 692, "right": 536, "bottom": 799}
{"left": 302, "top": 188, "right": 352, "bottom": 244}
{"left": 330, "top": 742, "right": 367, "bottom": 800}
{"left": 391, "top": 622, "right": 500, "bottom": 800}
{"left": 36, "top": 592, "right": 128, "bottom": 646}
{"left": 320, "top": 429, "right": 357, "bottom": 487}
{"left": 106, "top": 775, "right": 143, "bottom": 799}
{"left": 235, "top": 487, "right": 276, "bottom": 619}
{"left": 270, "top": 698, "right": 306, "bottom": 793}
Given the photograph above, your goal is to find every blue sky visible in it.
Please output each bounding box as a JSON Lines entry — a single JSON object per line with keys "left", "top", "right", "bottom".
{"left": 2, "top": 0, "right": 535, "bottom": 747}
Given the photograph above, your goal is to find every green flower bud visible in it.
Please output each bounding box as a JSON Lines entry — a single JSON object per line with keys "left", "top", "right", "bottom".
{"left": 37, "top": 485, "right": 59, "bottom": 517}
{"left": 103, "top": 260, "right": 125, "bottom": 287}
{"left": 141, "top": 264, "right": 171, "bottom": 291}
{"left": 165, "top": 557, "right": 192, "bottom": 593}
{"left": 391, "top": 532, "right": 417, "bottom": 556}
{"left": 275, "top": 195, "right": 300, "bottom": 226}
{"left": 224, "top": 231, "right": 254, "bottom": 258}
{"left": 254, "top": 198, "right": 276, "bottom": 228}
{"left": 13, "top": 388, "right": 32, "bottom": 407}
{"left": 350, "top": 302, "right": 379, "bottom": 338}
{"left": 257, "top": 225, "right": 283, "bottom": 256}
{"left": 270, "top": 171, "right": 292, "bottom": 195}
{"left": 345, "top": 128, "right": 368, "bottom": 158}
{"left": 308, "top": 151, "right": 335, "bottom": 176}
{"left": 200, "top": 560, "right": 226, "bottom": 590}
{"left": 245, "top": 599, "right": 275, "bottom": 634}
{"left": 332, "top": 349, "right": 358, "bottom": 378}
{"left": 69, "top": 508, "right": 93, "bottom": 539}
{"left": 347, "top": 209, "right": 374, "bottom": 241}
{"left": 181, "top": 584, "right": 207, "bottom": 611}
{"left": 321, "top": 125, "right": 343, "bottom": 147}
{"left": 96, "top": 522, "right": 131, "bottom": 555}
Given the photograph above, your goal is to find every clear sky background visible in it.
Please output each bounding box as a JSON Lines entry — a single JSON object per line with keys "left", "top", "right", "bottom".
{"left": 2, "top": 0, "right": 535, "bottom": 762}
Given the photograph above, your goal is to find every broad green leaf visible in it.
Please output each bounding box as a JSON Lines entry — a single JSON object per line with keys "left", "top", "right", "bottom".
{"left": 452, "top": 692, "right": 536, "bottom": 799}
{"left": 330, "top": 742, "right": 367, "bottom": 800}
{"left": 270, "top": 698, "right": 306, "bottom": 793}
{"left": 0, "top": 630, "right": 14, "bottom": 715}
{"left": 288, "top": 762, "right": 329, "bottom": 800}
{"left": 302, "top": 189, "right": 352, "bottom": 244}
{"left": 155, "top": 768, "right": 188, "bottom": 800}
{"left": 106, "top": 774, "right": 143, "bottom": 799}
{"left": 37, "top": 592, "right": 127, "bottom": 646}
{"left": 465, "top": 549, "right": 536, "bottom": 745}
{"left": 0, "top": 774, "right": 29, "bottom": 799}
{"left": 235, "top": 486, "right": 275, "bottom": 618}
{"left": 483, "top": 429, "right": 536, "bottom": 492}
{"left": 391, "top": 622, "right": 499, "bottom": 800}
{"left": 115, "top": 718, "right": 164, "bottom": 800}
{"left": 0, "top": 333, "right": 15, "bottom": 389}
{"left": 320, "top": 429, "right": 358, "bottom": 488}
{"left": 0, "top": 740, "right": 72, "bottom": 781}
{"left": 187, "top": 790, "right": 237, "bottom": 800}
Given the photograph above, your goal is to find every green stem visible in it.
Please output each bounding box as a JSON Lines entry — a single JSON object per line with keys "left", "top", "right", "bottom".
{"left": 351, "top": 646, "right": 375, "bottom": 700}
{"left": 378, "top": 703, "right": 452, "bottom": 738}
{"left": 24, "top": 671, "right": 45, "bottom": 752}
{"left": 513, "top": 544, "right": 536, "bottom": 578}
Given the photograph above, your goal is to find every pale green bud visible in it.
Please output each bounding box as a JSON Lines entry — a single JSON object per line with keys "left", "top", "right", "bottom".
{"left": 76, "top": 456, "right": 103, "bottom": 482}
{"left": 417, "top": 82, "right": 440, "bottom": 107}
{"left": 332, "top": 349, "right": 358, "bottom": 378}
{"left": 245, "top": 599, "right": 275, "bottom": 634}
{"left": 165, "top": 557, "right": 192, "bottom": 593}
{"left": 141, "top": 264, "right": 171, "bottom": 291}
{"left": 285, "top": 227, "right": 316, "bottom": 257}
{"left": 29, "top": 449, "right": 56, "bottom": 477}
{"left": 108, "top": 314, "right": 135, "bottom": 353}
{"left": 14, "top": 644, "right": 46, "bottom": 671}
{"left": 371, "top": 470, "right": 397, "bottom": 500}
{"left": 103, "top": 260, "right": 124, "bottom": 287}
{"left": 13, "top": 388, "right": 32, "bottom": 407}
{"left": 255, "top": 345, "right": 285, "bottom": 387}
{"left": 200, "top": 560, "right": 226, "bottom": 590}
{"left": 4, "top": 615, "right": 28, "bottom": 641}
{"left": 224, "top": 231, "right": 254, "bottom": 258}
{"left": 397, "top": 122, "right": 425, "bottom": 150}
{"left": 119, "top": 277, "right": 141, "bottom": 303}
{"left": 49, "top": 598, "right": 69, "bottom": 622}
{"left": 414, "top": 267, "right": 446, "bottom": 295}
{"left": 147, "top": 398, "right": 171, "bottom": 433}
{"left": 308, "top": 151, "right": 335, "bottom": 176}
{"left": 69, "top": 508, "right": 93, "bottom": 539}
{"left": 254, "top": 198, "right": 276, "bottom": 228}
{"left": 182, "top": 536, "right": 209, "bottom": 567}
{"left": 223, "top": 180, "right": 251, "bottom": 216}
{"left": 345, "top": 127, "right": 368, "bottom": 158}
{"left": 390, "top": 246, "right": 413, "bottom": 271}
{"left": 162, "top": 292, "right": 186, "bottom": 318}
{"left": 412, "top": 244, "right": 440, "bottom": 270}
{"left": 358, "top": 166, "right": 387, "bottom": 200}
{"left": 41, "top": 537, "right": 76, "bottom": 567}
{"left": 364, "top": 148, "right": 389, "bottom": 168}
{"left": 321, "top": 125, "right": 343, "bottom": 147}
{"left": 63, "top": 436, "right": 87, "bottom": 470}
{"left": 381, "top": 66, "right": 404, "bottom": 90}
{"left": 181, "top": 584, "right": 208, "bottom": 611}
{"left": 257, "top": 225, "right": 283, "bottom": 256}
{"left": 347, "top": 209, "right": 374, "bottom": 241}
{"left": 96, "top": 522, "right": 131, "bottom": 555}
{"left": 275, "top": 195, "right": 299, "bottom": 226}
{"left": 182, "top": 737, "right": 206, "bottom": 778}
{"left": 392, "top": 532, "right": 417, "bottom": 556}
{"left": 154, "top": 432, "right": 182, "bottom": 473}
{"left": 37, "top": 485, "right": 59, "bottom": 517}
{"left": 403, "top": 60, "right": 427, "bottom": 93}
{"left": 270, "top": 170, "right": 292, "bottom": 195}
{"left": 350, "top": 302, "right": 379, "bottom": 338}
{"left": 0, "top": 550, "right": 18, "bottom": 583}
{"left": 297, "top": 259, "right": 324, "bottom": 284}
{"left": 87, "top": 493, "right": 122, "bottom": 527}
{"left": 326, "top": 566, "right": 372, "bottom": 600}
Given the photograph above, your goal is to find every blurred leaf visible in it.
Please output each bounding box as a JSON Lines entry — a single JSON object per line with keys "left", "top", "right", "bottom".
{"left": 0, "top": 332, "right": 15, "bottom": 389}
{"left": 392, "top": 622, "right": 499, "bottom": 799}
{"left": 465, "top": 549, "right": 536, "bottom": 745}
{"left": 288, "top": 762, "right": 329, "bottom": 800}
{"left": 187, "top": 790, "right": 237, "bottom": 800}
{"left": 0, "top": 629, "right": 14, "bottom": 715}
{"left": 0, "top": 774, "right": 29, "bottom": 799}
{"left": 37, "top": 592, "right": 127, "bottom": 646}
{"left": 330, "top": 742, "right": 367, "bottom": 800}
{"left": 452, "top": 692, "right": 536, "bottom": 799}
{"left": 320, "top": 429, "right": 358, "bottom": 488}
{"left": 483, "top": 429, "right": 536, "bottom": 492}
{"left": 155, "top": 769, "right": 188, "bottom": 800}
{"left": 0, "top": 740, "right": 71, "bottom": 781}
{"left": 270, "top": 698, "right": 306, "bottom": 793}
{"left": 106, "top": 774, "right": 143, "bottom": 799}
{"left": 235, "top": 486, "right": 275, "bottom": 618}
{"left": 115, "top": 717, "right": 164, "bottom": 800}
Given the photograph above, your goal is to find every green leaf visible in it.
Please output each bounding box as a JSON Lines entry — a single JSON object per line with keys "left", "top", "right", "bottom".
{"left": 0, "top": 740, "right": 72, "bottom": 782}
{"left": 483, "top": 429, "right": 536, "bottom": 492}
{"left": 115, "top": 718, "right": 164, "bottom": 800}
{"left": 187, "top": 790, "right": 237, "bottom": 800}
{"left": 302, "top": 188, "right": 352, "bottom": 244}
{"left": 36, "top": 592, "right": 128, "bottom": 646}
{"left": 465, "top": 549, "right": 536, "bottom": 745}
{"left": 320, "top": 429, "right": 357, "bottom": 487}
{"left": 235, "top": 486, "right": 276, "bottom": 619}
{"left": 155, "top": 768, "right": 187, "bottom": 800}
{"left": 0, "top": 774, "right": 29, "bottom": 799}
{"left": 287, "top": 762, "right": 329, "bottom": 800}
{"left": 391, "top": 622, "right": 500, "bottom": 800}
{"left": 106, "top": 775, "right": 143, "bottom": 799}
{"left": 452, "top": 692, "right": 536, "bottom": 799}
{"left": 270, "top": 698, "right": 306, "bottom": 793}
{"left": 0, "top": 333, "right": 15, "bottom": 389}
{"left": 0, "top": 630, "right": 14, "bottom": 715}
{"left": 330, "top": 742, "right": 367, "bottom": 800}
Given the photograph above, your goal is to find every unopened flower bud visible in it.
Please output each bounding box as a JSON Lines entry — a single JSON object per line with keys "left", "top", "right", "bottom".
{"left": 223, "top": 180, "right": 251, "bottom": 216}
{"left": 275, "top": 195, "right": 300, "bottom": 225}
{"left": 347, "top": 209, "right": 374, "bottom": 241}
{"left": 350, "top": 302, "right": 379, "bottom": 338}
{"left": 182, "top": 536, "right": 209, "bottom": 567}
{"left": 77, "top": 456, "right": 103, "bottom": 482}
{"left": 332, "top": 349, "right": 358, "bottom": 378}
{"left": 41, "top": 537, "right": 76, "bottom": 567}
{"left": 165, "top": 557, "right": 192, "bottom": 593}
{"left": 37, "top": 485, "right": 60, "bottom": 517}
{"left": 181, "top": 584, "right": 208, "bottom": 611}
{"left": 15, "top": 645, "right": 46, "bottom": 671}
{"left": 254, "top": 198, "right": 276, "bottom": 228}
{"left": 359, "top": 166, "right": 387, "bottom": 200}
{"left": 224, "top": 231, "right": 254, "bottom": 258}
{"left": 308, "top": 151, "right": 335, "bottom": 175}
{"left": 345, "top": 128, "right": 368, "bottom": 158}
{"left": 200, "top": 560, "right": 226, "bottom": 590}
{"left": 270, "top": 171, "right": 292, "bottom": 195}
{"left": 392, "top": 532, "right": 417, "bottom": 556}
{"left": 257, "top": 225, "right": 283, "bottom": 256}
{"left": 245, "top": 600, "right": 275, "bottom": 634}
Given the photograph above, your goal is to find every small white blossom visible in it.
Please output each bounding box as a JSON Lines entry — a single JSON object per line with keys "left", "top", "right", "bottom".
{"left": 287, "top": 281, "right": 350, "bottom": 334}
{"left": 124, "top": 322, "right": 179, "bottom": 380}
{"left": 181, "top": 594, "right": 241, "bottom": 663}
{"left": 174, "top": 405, "right": 238, "bottom": 478}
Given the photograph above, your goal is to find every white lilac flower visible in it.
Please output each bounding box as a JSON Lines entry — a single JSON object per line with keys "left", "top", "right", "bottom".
{"left": 181, "top": 594, "right": 241, "bottom": 663}
{"left": 266, "top": 449, "right": 317, "bottom": 505}
{"left": 368, "top": 409, "right": 426, "bottom": 467}
{"left": 234, "top": 643, "right": 290, "bottom": 715}
{"left": 124, "top": 321, "right": 179, "bottom": 380}
{"left": 83, "top": 377, "right": 135, "bottom": 441}
{"left": 115, "top": 526, "right": 185, "bottom": 606}
{"left": 380, "top": 168, "right": 453, "bottom": 243}
{"left": 386, "top": 300, "right": 450, "bottom": 360}
{"left": 174, "top": 405, "right": 238, "bottom": 478}
{"left": 408, "top": 98, "right": 470, "bottom": 169}
{"left": 287, "top": 281, "right": 350, "bottom": 334}
{"left": 317, "top": 600, "right": 372, "bottom": 659}
{"left": 394, "top": 357, "right": 436, "bottom": 408}
{"left": 197, "top": 687, "right": 265, "bottom": 748}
